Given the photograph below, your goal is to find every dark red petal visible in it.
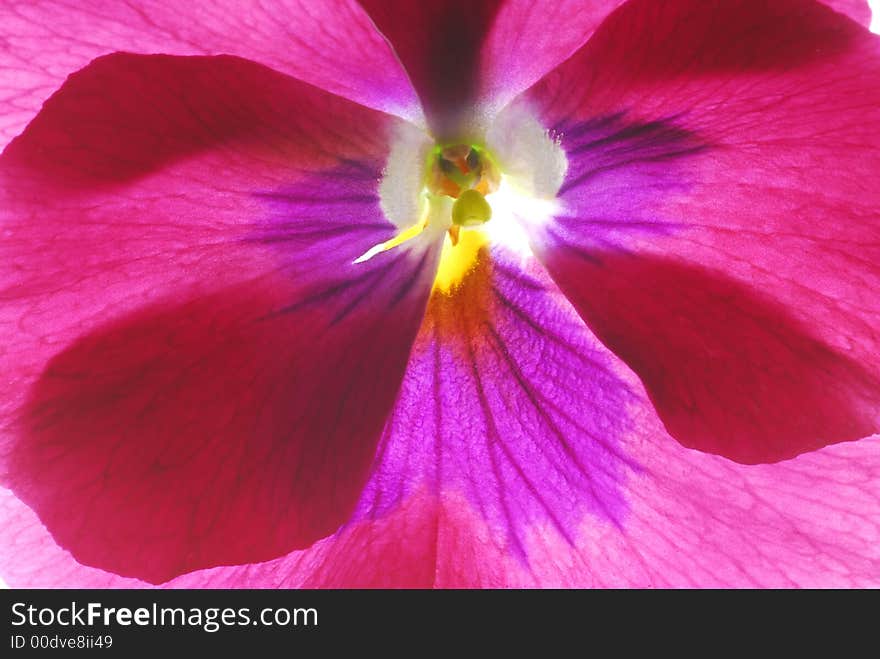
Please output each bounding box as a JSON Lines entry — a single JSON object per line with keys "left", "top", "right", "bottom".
{"left": 520, "top": 0, "right": 880, "bottom": 463}
{"left": 0, "top": 0, "right": 421, "bottom": 148}
{"left": 0, "top": 54, "right": 438, "bottom": 583}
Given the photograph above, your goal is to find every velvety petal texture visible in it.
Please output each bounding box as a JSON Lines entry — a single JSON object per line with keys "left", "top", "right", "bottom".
{"left": 515, "top": 0, "right": 880, "bottom": 463}
{"left": 2, "top": 0, "right": 880, "bottom": 590}
{"left": 0, "top": 53, "right": 438, "bottom": 583}
{"left": 0, "top": 0, "right": 422, "bottom": 149}
{"left": 9, "top": 248, "right": 879, "bottom": 588}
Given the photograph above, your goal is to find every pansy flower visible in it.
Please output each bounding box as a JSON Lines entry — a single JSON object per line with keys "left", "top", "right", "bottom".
{"left": 1, "top": 0, "right": 879, "bottom": 588}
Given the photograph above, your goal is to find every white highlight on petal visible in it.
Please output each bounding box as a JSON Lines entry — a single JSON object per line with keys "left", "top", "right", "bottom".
{"left": 486, "top": 178, "right": 561, "bottom": 261}
{"left": 482, "top": 101, "right": 567, "bottom": 261}
{"left": 352, "top": 241, "right": 392, "bottom": 264}
{"left": 485, "top": 102, "right": 568, "bottom": 200}
{"left": 870, "top": 0, "right": 879, "bottom": 33}
{"left": 379, "top": 122, "right": 433, "bottom": 229}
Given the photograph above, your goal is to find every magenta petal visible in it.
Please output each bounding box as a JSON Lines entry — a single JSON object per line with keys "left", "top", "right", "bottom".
{"left": 179, "top": 253, "right": 880, "bottom": 587}
{"left": 824, "top": 0, "right": 873, "bottom": 25}
{"left": 359, "top": 0, "right": 504, "bottom": 138}
{"left": 346, "top": 433, "right": 880, "bottom": 588}
{"left": 478, "top": 0, "right": 626, "bottom": 114}
{"left": 358, "top": 0, "right": 626, "bottom": 137}
{"left": 0, "top": 54, "right": 439, "bottom": 583}
{"left": 7, "top": 429, "right": 880, "bottom": 587}
{"left": 339, "top": 246, "right": 640, "bottom": 578}
{"left": 4, "top": 240, "right": 878, "bottom": 587}
{"left": 0, "top": 0, "right": 421, "bottom": 149}
{"left": 519, "top": 0, "right": 880, "bottom": 463}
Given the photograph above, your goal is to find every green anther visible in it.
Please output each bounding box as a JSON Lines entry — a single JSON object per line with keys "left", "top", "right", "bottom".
{"left": 451, "top": 189, "right": 492, "bottom": 227}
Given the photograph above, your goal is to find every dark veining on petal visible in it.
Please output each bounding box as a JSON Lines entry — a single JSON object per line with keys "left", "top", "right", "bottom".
{"left": 553, "top": 112, "right": 708, "bottom": 220}
{"left": 350, "top": 245, "right": 641, "bottom": 565}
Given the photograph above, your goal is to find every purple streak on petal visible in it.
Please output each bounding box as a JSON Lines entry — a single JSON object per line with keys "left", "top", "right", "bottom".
{"left": 250, "top": 161, "right": 395, "bottom": 267}
{"left": 352, "top": 245, "right": 642, "bottom": 562}
{"left": 248, "top": 162, "right": 442, "bottom": 325}
{"left": 544, "top": 112, "right": 707, "bottom": 249}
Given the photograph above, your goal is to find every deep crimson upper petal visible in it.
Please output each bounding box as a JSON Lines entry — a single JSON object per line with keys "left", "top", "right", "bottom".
{"left": 514, "top": 0, "right": 880, "bottom": 464}
{"left": 0, "top": 0, "right": 422, "bottom": 150}
{"left": 0, "top": 53, "right": 439, "bottom": 583}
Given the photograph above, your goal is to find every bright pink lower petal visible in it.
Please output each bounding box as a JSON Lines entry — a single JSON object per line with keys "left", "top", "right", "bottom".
{"left": 162, "top": 252, "right": 880, "bottom": 588}
{"left": 0, "top": 54, "right": 438, "bottom": 584}
{"left": 0, "top": 0, "right": 421, "bottom": 149}
{"left": 5, "top": 249, "right": 879, "bottom": 588}
{"left": 354, "top": 246, "right": 639, "bottom": 553}
{"left": 516, "top": 0, "right": 880, "bottom": 463}
{"left": 326, "top": 429, "right": 880, "bottom": 587}
{"left": 10, "top": 424, "right": 880, "bottom": 588}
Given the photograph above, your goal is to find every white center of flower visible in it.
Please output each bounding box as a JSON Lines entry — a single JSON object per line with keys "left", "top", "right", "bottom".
{"left": 357, "top": 104, "right": 567, "bottom": 286}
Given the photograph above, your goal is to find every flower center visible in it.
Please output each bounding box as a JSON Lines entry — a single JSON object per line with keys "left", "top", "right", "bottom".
{"left": 355, "top": 141, "right": 502, "bottom": 279}
{"left": 427, "top": 144, "right": 500, "bottom": 246}
{"left": 360, "top": 111, "right": 567, "bottom": 293}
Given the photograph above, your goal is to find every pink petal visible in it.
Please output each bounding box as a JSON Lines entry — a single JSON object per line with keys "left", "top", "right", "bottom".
{"left": 358, "top": 0, "right": 505, "bottom": 138}
{"left": 478, "top": 0, "right": 627, "bottom": 115}
{"left": 167, "top": 249, "right": 880, "bottom": 587}
{"left": 358, "top": 0, "right": 624, "bottom": 137}
{"left": 318, "top": 431, "right": 880, "bottom": 587}
{"left": 0, "top": 0, "right": 421, "bottom": 150}
{"left": 226, "top": 244, "right": 641, "bottom": 587}
{"left": 205, "top": 239, "right": 879, "bottom": 586}
{"left": 5, "top": 247, "right": 878, "bottom": 588}
{"left": 354, "top": 246, "right": 638, "bottom": 549}
{"left": 0, "top": 487, "right": 144, "bottom": 587}
{"left": 10, "top": 431, "right": 880, "bottom": 588}
{"left": 516, "top": 0, "right": 880, "bottom": 463}
{"left": 824, "top": 0, "right": 873, "bottom": 25}
{"left": 0, "top": 54, "right": 439, "bottom": 583}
